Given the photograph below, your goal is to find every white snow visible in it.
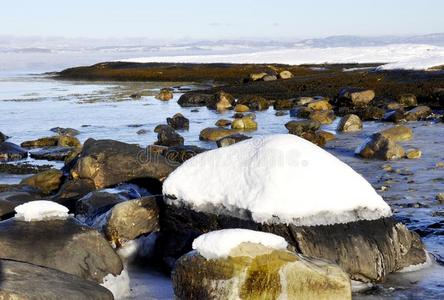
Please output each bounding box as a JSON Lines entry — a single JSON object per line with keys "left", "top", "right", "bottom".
{"left": 192, "top": 229, "right": 288, "bottom": 260}
{"left": 163, "top": 134, "right": 392, "bottom": 226}
{"left": 14, "top": 200, "right": 69, "bottom": 221}
{"left": 121, "top": 44, "right": 444, "bottom": 71}
{"left": 101, "top": 269, "right": 131, "bottom": 299}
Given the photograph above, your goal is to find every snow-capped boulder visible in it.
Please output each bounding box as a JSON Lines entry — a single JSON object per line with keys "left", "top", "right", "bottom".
{"left": 159, "top": 134, "right": 426, "bottom": 282}
{"left": 0, "top": 201, "right": 123, "bottom": 282}
{"left": 0, "top": 259, "right": 113, "bottom": 300}
{"left": 173, "top": 229, "right": 351, "bottom": 299}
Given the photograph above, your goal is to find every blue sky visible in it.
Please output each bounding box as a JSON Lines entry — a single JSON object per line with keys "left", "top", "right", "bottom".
{"left": 1, "top": 0, "right": 443, "bottom": 39}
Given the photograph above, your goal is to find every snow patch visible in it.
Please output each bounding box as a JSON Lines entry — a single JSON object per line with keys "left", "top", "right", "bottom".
{"left": 117, "top": 233, "right": 158, "bottom": 263}
{"left": 14, "top": 200, "right": 69, "bottom": 221}
{"left": 192, "top": 229, "right": 288, "bottom": 260}
{"left": 101, "top": 269, "right": 131, "bottom": 299}
{"left": 163, "top": 134, "right": 392, "bottom": 226}
{"left": 121, "top": 44, "right": 444, "bottom": 71}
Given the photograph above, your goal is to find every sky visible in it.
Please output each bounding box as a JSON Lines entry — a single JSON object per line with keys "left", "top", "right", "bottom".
{"left": 1, "top": 0, "right": 443, "bottom": 40}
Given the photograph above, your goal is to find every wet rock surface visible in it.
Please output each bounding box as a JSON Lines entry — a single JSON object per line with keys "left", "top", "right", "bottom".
{"left": 0, "top": 259, "right": 113, "bottom": 300}
{"left": 0, "top": 217, "right": 123, "bottom": 282}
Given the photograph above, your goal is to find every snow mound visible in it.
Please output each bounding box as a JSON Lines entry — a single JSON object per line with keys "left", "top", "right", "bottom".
{"left": 14, "top": 200, "right": 69, "bottom": 221}
{"left": 101, "top": 269, "right": 131, "bottom": 299}
{"left": 163, "top": 134, "right": 392, "bottom": 226}
{"left": 192, "top": 229, "right": 288, "bottom": 260}
{"left": 377, "top": 55, "right": 444, "bottom": 71}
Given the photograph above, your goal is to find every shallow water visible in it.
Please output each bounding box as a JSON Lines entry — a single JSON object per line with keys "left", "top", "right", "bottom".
{"left": 1, "top": 73, "right": 443, "bottom": 299}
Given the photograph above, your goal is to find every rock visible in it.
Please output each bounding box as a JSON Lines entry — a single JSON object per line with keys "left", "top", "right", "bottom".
{"left": 379, "top": 125, "right": 413, "bottom": 142}
{"left": 178, "top": 92, "right": 214, "bottom": 107}
{"left": 160, "top": 204, "right": 424, "bottom": 283}
{"left": 0, "top": 131, "right": 8, "bottom": 142}
{"left": 232, "top": 112, "right": 244, "bottom": 119}
{"left": 167, "top": 113, "right": 190, "bottom": 130}
{"left": 337, "top": 114, "right": 362, "bottom": 132}
{"left": 137, "top": 129, "right": 149, "bottom": 135}
{"left": 397, "top": 94, "right": 417, "bottom": 107}
{"left": 275, "top": 111, "right": 287, "bottom": 116}
{"left": 30, "top": 146, "right": 74, "bottom": 161}
{"left": 309, "top": 109, "right": 336, "bottom": 124}
{"left": 406, "top": 149, "right": 422, "bottom": 159}
{"left": 156, "top": 88, "right": 174, "bottom": 101}
{"left": 154, "top": 125, "right": 184, "bottom": 147}
{"left": 70, "top": 139, "right": 175, "bottom": 189}
{"left": 100, "top": 196, "right": 159, "bottom": 247}
{"left": 163, "top": 145, "right": 207, "bottom": 165}
{"left": 285, "top": 120, "right": 321, "bottom": 136}
{"left": 207, "top": 91, "right": 235, "bottom": 111}
{"left": 237, "top": 95, "right": 270, "bottom": 110}
{"left": 50, "top": 127, "right": 80, "bottom": 136}
{"left": 299, "top": 132, "right": 327, "bottom": 147}
{"left": 405, "top": 106, "right": 432, "bottom": 121}
{"left": 0, "top": 162, "right": 51, "bottom": 175}
{"left": 296, "top": 96, "right": 315, "bottom": 105}
{"left": 249, "top": 72, "right": 268, "bottom": 81}
{"left": 0, "top": 142, "right": 28, "bottom": 161}
{"left": 215, "top": 119, "right": 232, "bottom": 127}
{"left": 273, "top": 99, "right": 295, "bottom": 110}
{"left": 307, "top": 99, "right": 332, "bottom": 111}
{"left": 290, "top": 106, "right": 311, "bottom": 118}
{"left": 0, "top": 259, "right": 113, "bottom": 300}
{"left": 21, "top": 135, "right": 81, "bottom": 149}
{"left": 173, "top": 246, "right": 351, "bottom": 300}
{"left": 263, "top": 74, "right": 278, "bottom": 81}
{"left": 436, "top": 193, "right": 444, "bottom": 203}
{"left": 386, "top": 101, "right": 403, "bottom": 110}
{"left": 278, "top": 70, "right": 294, "bottom": 79}
{"left": 216, "top": 134, "right": 251, "bottom": 147}
{"left": 0, "top": 217, "right": 123, "bottom": 282}
{"left": 21, "top": 169, "right": 64, "bottom": 194}
{"left": 130, "top": 92, "right": 142, "bottom": 99}
{"left": 51, "top": 179, "right": 96, "bottom": 209}
{"left": 317, "top": 130, "right": 336, "bottom": 142}
{"left": 234, "top": 104, "right": 250, "bottom": 112}
{"left": 383, "top": 110, "right": 407, "bottom": 123}
{"left": 231, "top": 117, "right": 258, "bottom": 130}
{"left": 338, "top": 87, "right": 375, "bottom": 106}
{"left": 356, "top": 134, "right": 405, "bottom": 160}
{"left": 199, "top": 127, "right": 238, "bottom": 141}
{"left": 279, "top": 70, "right": 294, "bottom": 79}
{"left": 75, "top": 190, "right": 129, "bottom": 221}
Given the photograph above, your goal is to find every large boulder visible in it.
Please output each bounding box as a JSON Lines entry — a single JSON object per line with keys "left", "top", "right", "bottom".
{"left": 20, "top": 169, "right": 64, "bottom": 194}
{"left": 199, "top": 127, "right": 238, "bottom": 142}
{"left": 338, "top": 87, "right": 375, "bottom": 107}
{"left": 0, "top": 142, "right": 28, "bottom": 161}
{"left": 178, "top": 92, "right": 214, "bottom": 107}
{"left": 159, "top": 135, "right": 426, "bottom": 282}
{"left": 0, "top": 202, "right": 123, "bottom": 282}
{"left": 154, "top": 124, "right": 184, "bottom": 147}
{"left": 30, "top": 146, "right": 74, "bottom": 161}
{"left": 405, "top": 106, "right": 432, "bottom": 121}
{"left": 231, "top": 117, "right": 258, "bottom": 130}
{"left": 167, "top": 113, "right": 190, "bottom": 130}
{"left": 217, "top": 134, "right": 251, "bottom": 148}
{"left": 356, "top": 134, "right": 405, "bottom": 160}
{"left": 397, "top": 94, "right": 417, "bottom": 107}
{"left": 173, "top": 230, "right": 351, "bottom": 300}
{"left": 21, "top": 135, "right": 81, "bottom": 148}
{"left": 207, "top": 91, "right": 235, "bottom": 111}
{"left": 156, "top": 88, "right": 174, "bottom": 101}
{"left": 237, "top": 95, "right": 270, "bottom": 111}
{"left": 285, "top": 120, "right": 326, "bottom": 147}
{"left": 50, "top": 127, "right": 80, "bottom": 136}
{"left": 278, "top": 70, "right": 294, "bottom": 79}
{"left": 379, "top": 125, "right": 413, "bottom": 142}
{"left": 0, "top": 259, "right": 113, "bottom": 300}
{"left": 70, "top": 139, "right": 175, "bottom": 189}
{"left": 337, "top": 114, "right": 362, "bottom": 132}
{"left": 309, "top": 109, "right": 336, "bottom": 124}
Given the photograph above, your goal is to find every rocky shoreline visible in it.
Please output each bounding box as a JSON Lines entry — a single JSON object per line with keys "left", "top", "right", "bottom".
{"left": 0, "top": 62, "right": 443, "bottom": 299}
